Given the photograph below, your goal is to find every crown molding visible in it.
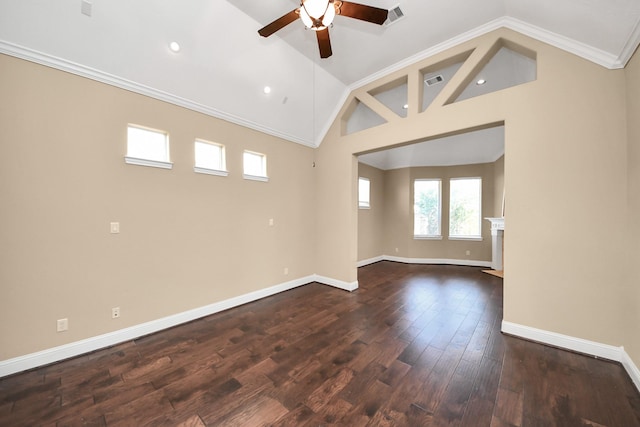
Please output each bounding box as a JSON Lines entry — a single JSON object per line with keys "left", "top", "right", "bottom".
{"left": 4, "top": 10, "right": 638, "bottom": 151}
{"left": 0, "top": 41, "right": 317, "bottom": 148}
{"left": 615, "top": 13, "right": 640, "bottom": 69}
{"left": 348, "top": 16, "right": 633, "bottom": 96}
{"left": 502, "top": 17, "right": 623, "bottom": 69}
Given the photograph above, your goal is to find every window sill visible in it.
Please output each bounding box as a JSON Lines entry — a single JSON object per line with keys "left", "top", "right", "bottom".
{"left": 243, "top": 174, "right": 269, "bottom": 182}
{"left": 125, "top": 156, "right": 173, "bottom": 170}
{"left": 414, "top": 235, "right": 443, "bottom": 240}
{"left": 194, "top": 167, "right": 228, "bottom": 177}
{"left": 448, "top": 236, "right": 483, "bottom": 241}
{"left": 359, "top": 205, "right": 370, "bottom": 210}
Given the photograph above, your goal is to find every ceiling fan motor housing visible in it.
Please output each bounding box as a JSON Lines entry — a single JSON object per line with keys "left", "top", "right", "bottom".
{"left": 299, "top": 0, "right": 338, "bottom": 31}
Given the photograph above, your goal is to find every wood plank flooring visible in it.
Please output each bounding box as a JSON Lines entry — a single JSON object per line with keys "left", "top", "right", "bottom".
{"left": 1, "top": 261, "right": 639, "bottom": 426}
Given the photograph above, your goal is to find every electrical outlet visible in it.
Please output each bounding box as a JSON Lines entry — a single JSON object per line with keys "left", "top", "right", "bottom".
{"left": 466, "top": 250, "right": 471, "bottom": 256}
{"left": 268, "top": 218, "right": 274, "bottom": 226}
{"left": 284, "top": 267, "right": 289, "bottom": 275}
{"left": 112, "top": 307, "right": 120, "bottom": 319}
{"left": 57, "top": 318, "right": 68, "bottom": 332}
{"left": 110, "top": 222, "right": 120, "bottom": 234}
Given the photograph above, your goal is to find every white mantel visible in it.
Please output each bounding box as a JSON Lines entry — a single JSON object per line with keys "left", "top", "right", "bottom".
{"left": 485, "top": 217, "right": 504, "bottom": 271}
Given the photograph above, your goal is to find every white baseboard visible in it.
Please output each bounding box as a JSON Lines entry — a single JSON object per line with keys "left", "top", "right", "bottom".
{"left": 376, "top": 255, "right": 491, "bottom": 268}
{"left": 357, "top": 256, "right": 385, "bottom": 267}
{"left": 313, "top": 274, "right": 359, "bottom": 292}
{"left": 502, "top": 321, "right": 640, "bottom": 392}
{"left": 621, "top": 349, "right": 640, "bottom": 393}
{"left": 0, "top": 274, "right": 356, "bottom": 378}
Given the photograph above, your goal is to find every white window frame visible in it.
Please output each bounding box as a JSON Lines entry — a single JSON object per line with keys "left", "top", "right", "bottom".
{"left": 413, "top": 179, "right": 442, "bottom": 239}
{"left": 124, "top": 124, "right": 172, "bottom": 169}
{"left": 448, "top": 177, "right": 483, "bottom": 241}
{"left": 358, "top": 177, "right": 370, "bottom": 209}
{"left": 194, "top": 139, "right": 228, "bottom": 177}
{"left": 243, "top": 150, "right": 268, "bottom": 182}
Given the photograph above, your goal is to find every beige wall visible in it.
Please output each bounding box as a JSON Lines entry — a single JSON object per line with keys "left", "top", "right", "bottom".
{"left": 383, "top": 168, "right": 412, "bottom": 259}
{"left": 408, "top": 163, "right": 496, "bottom": 261}
{"left": 357, "top": 163, "right": 385, "bottom": 261}
{"left": 0, "top": 54, "right": 316, "bottom": 360}
{"left": 625, "top": 49, "right": 640, "bottom": 368}
{"left": 2, "top": 27, "right": 640, "bottom": 376}
{"left": 493, "top": 155, "right": 505, "bottom": 216}
{"left": 316, "top": 28, "right": 631, "bottom": 358}
{"left": 363, "top": 161, "right": 501, "bottom": 262}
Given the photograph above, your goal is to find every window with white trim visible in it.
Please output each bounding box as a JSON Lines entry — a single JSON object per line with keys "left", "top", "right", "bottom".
{"left": 449, "top": 177, "right": 482, "bottom": 239}
{"left": 413, "top": 179, "right": 441, "bottom": 238}
{"left": 243, "top": 150, "right": 268, "bottom": 182}
{"left": 358, "top": 177, "right": 370, "bottom": 209}
{"left": 194, "top": 139, "right": 227, "bottom": 176}
{"left": 125, "top": 125, "right": 172, "bottom": 169}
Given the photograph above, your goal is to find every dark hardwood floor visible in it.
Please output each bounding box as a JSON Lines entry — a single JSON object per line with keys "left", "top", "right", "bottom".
{"left": 1, "top": 261, "right": 639, "bottom": 426}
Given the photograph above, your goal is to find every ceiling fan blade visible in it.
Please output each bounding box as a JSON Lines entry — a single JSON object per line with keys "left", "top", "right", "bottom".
{"left": 338, "top": 1, "right": 388, "bottom": 25}
{"left": 258, "top": 9, "right": 299, "bottom": 37}
{"left": 316, "top": 28, "right": 332, "bottom": 58}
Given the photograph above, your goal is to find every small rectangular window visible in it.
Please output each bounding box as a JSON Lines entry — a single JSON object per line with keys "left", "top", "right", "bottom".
{"left": 194, "top": 140, "right": 228, "bottom": 176}
{"left": 243, "top": 150, "right": 268, "bottom": 182}
{"left": 414, "top": 179, "right": 441, "bottom": 238}
{"left": 449, "top": 177, "right": 482, "bottom": 239}
{"left": 358, "top": 177, "right": 370, "bottom": 209}
{"left": 125, "top": 125, "right": 172, "bottom": 169}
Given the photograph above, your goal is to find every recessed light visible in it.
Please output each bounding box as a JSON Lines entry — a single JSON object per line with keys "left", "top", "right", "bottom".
{"left": 476, "top": 79, "right": 486, "bottom": 85}
{"left": 169, "top": 42, "right": 181, "bottom": 53}
{"left": 263, "top": 86, "right": 271, "bottom": 94}
{"left": 402, "top": 104, "right": 408, "bottom": 109}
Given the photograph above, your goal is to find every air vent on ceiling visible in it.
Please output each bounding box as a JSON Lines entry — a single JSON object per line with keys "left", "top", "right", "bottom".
{"left": 384, "top": 5, "right": 405, "bottom": 26}
{"left": 81, "top": 0, "right": 92, "bottom": 17}
{"left": 424, "top": 75, "right": 444, "bottom": 86}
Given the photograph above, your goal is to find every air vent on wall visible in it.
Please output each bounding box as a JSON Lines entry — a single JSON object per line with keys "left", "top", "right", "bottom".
{"left": 384, "top": 5, "right": 405, "bottom": 26}
{"left": 424, "top": 75, "right": 444, "bottom": 86}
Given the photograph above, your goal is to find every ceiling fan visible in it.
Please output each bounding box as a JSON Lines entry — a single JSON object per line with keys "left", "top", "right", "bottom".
{"left": 258, "top": 0, "right": 388, "bottom": 59}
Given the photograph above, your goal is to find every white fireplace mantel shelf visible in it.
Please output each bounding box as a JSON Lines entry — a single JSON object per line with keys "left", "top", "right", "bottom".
{"left": 485, "top": 217, "right": 504, "bottom": 270}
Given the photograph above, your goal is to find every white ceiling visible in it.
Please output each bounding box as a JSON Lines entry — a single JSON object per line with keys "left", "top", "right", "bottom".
{"left": 358, "top": 126, "right": 505, "bottom": 170}
{"left": 1, "top": 0, "right": 639, "bottom": 153}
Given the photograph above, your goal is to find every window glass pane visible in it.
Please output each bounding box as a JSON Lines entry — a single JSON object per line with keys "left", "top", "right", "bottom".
{"left": 195, "top": 140, "right": 224, "bottom": 170}
{"left": 414, "top": 180, "right": 441, "bottom": 236}
{"left": 359, "top": 178, "right": 370, "bottom": 208}
{"left": 449, "top": 178, "right": 482, "bottom": 237}
{"left": 243, "top": 151, "right": 267, "bottom": 177}
{"left": 127, "top": 126, "right": 168, "bottom": 162}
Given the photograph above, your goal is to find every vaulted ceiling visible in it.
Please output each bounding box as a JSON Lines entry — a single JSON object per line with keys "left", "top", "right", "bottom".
{"left": 1, "top": 0, "right": 639, "bottom": 149}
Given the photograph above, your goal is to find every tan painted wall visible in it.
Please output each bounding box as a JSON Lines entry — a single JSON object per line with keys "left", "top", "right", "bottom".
{"left": 0, "top": 54, "right": 316, "bottom": 360}
{"left": 1, "top": 27, "right": 638, "bottom": 374}
{"left": 493, "top": 155, "right": 505, "bottom": 217}
{"left": 357, "top": 163, "right": 385, "bottom": 261}
{"left": 408, "top": 163, "right": 496, "bottom": 261}
{"left": 382, "top": 168, "right": 411, "bottom": 258}
{"left": 374, "top": 162, "right": 500, "bottom": 262}
{"left": 625, "top": 49, "right": 640, "bottom": 369}
{"left": 316, "top": 28, "right": 630, "bottom": 351}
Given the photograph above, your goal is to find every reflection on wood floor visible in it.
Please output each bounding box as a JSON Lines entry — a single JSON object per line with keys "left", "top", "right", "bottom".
{"left": 1, "top": 261, "right": 638, "bottom": 426}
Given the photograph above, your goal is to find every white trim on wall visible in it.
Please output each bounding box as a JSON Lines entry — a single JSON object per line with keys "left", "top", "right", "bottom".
{"left": 4, "top": 14, "right": 639, "bottom": 150}
{"left": 314, "top": 275, "right": 359, "bottom": 292}
{"left": 502, "top": 321, "right": 640, "bottom": 393}
{"left": 359, "top": 255, "right": 491, "bottom": 268}
{"left": 0, "top": 273, "right": 356, "bottom": 378}
{"left": 357, "top": 256, "right": 386, "bottom": 267}
{"left": 622, "top": 350, "right": 640, "bottom": 393}
{"left": 0, "top": 41, "right": 316, "bottom": 148}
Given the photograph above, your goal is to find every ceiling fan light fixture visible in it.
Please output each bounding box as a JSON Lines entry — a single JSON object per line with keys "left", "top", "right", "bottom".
{"left": 299, "top": 0, "right": 336, "bottom": 31}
